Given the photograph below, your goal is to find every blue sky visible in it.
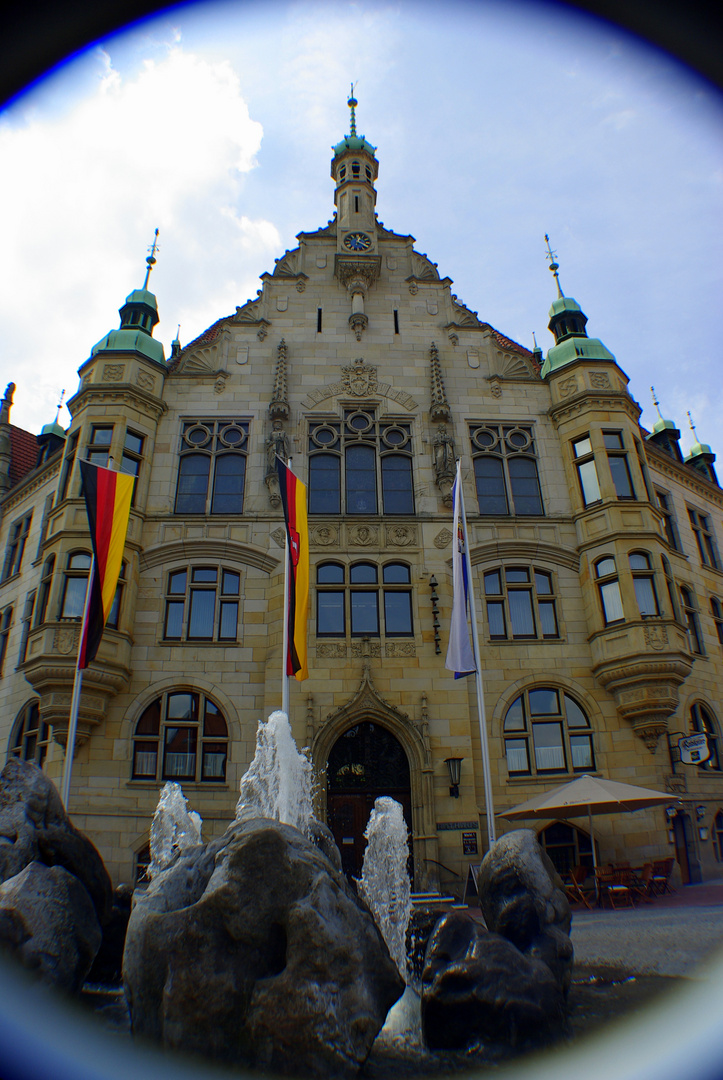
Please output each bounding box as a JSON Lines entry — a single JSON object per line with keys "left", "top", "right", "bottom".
{"left": 1, "top": 0, "right": 721, "bottom": 455}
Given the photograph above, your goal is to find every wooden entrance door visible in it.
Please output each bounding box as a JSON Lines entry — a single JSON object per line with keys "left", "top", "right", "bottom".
{"left": 326, "top": 721, "right": 412, "bottom": 881}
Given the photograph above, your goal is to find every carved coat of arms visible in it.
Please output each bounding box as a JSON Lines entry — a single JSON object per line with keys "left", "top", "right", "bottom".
{"left": 342, "top": 358, "right": 377, "bottom": 398}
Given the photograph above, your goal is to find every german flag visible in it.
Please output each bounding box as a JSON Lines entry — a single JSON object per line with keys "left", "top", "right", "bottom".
{"left": 276, "top": 458, "right": 309, "bottom": 680}
{"left": 78, "top": 460, "right": 134, "bottom": 669}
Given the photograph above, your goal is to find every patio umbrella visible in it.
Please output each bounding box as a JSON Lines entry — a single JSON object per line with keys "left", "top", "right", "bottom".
{"left": 499, "top": 773, "right": 679, "bottom": 876}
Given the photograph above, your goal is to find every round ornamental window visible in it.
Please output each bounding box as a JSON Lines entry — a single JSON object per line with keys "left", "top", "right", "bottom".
{"left": 184, "top": 424, "right": 212, "bottom": 448}
{"left": 506, "top": 427, "right": 532, "bottom": 452}
{"left": 312, "top": 425, "right": 339, "bottom": 448}
{"left": 346, "top": 411, "right": 374, "bottom": 434}
{"left": 472, "top": 426, "right": 499, "bottom": 451}
{"left": 219, "top": 423, "right": 247, "bottom": 448}
{"left": 382, "top": 426, "right": 409, "bottom": 448}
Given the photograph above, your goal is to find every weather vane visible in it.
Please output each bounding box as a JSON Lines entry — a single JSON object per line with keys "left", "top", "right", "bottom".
{"left": 54, "top": 388, "right": 65, "bottom": 423}
{"left": 687, "top": 410, "right": 698, "bottom": 438}
{"left": 651, "top": 386, "right": 664, "bottom": 422}
{"left": 544, "top": 234, "right": 564, "bottom": 298}
{"left": 142, "top": 228, "right": 160, "bottom": 289}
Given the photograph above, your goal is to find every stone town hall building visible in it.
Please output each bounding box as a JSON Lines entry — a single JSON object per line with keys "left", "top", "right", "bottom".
{"left": 1, "top": 101, "right": 722, "bottom": 890}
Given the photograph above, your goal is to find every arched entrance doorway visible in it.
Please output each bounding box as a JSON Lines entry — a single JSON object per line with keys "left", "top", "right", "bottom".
{"left": 326, "top": 721, "right": 412, "bottom": 880}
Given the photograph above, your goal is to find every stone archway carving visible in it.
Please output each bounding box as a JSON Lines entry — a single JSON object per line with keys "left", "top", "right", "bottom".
{"left": 311, "top": 662, "right": 439, "bottom": 890}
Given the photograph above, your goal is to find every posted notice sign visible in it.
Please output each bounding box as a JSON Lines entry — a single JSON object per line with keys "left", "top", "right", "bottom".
{"left": 678, "top": 733, "right": 710, "bottom": 765}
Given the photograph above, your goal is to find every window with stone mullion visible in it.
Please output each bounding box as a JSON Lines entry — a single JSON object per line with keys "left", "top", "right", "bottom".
{"left": 470, "top": 424, "right": 544, "bottom": 516}
{"left": 175, "top": 420, "right": 249, "bottom": 516}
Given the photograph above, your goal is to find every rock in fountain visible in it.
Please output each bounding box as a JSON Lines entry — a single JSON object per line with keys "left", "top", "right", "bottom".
{"left": 358, "top": 796, "right": 412, "bottom": 980}
{"left": 123, "top": 713, "right": 404, "bottom": 1077}
{"left": 148, "top": 781, "right": 203, "bottom": 878}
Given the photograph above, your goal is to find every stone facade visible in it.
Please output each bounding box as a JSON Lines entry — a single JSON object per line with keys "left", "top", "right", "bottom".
{"left": 1, "top": 111, "right": 722, "bottom": 891}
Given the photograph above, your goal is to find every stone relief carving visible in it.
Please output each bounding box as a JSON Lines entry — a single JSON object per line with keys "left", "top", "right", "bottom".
{"left": 265, "top": 421, "right": 291, "bottom": 507}
{"left": 214, "top": 374, "right": 228, "bottom": 394}
{"left": 559, "top": 377, "right": 578, "bottom": 398}
{"left": 341, "top": 357, "right": 377, "bottom": 398}
{"left": 296, "top": 281, "right": 306, "bottom": 293}
{"left": 54, "top": 627, "right": 79, "bottom": 655}
{"left": 103, "top": 364, "right": 124, "bottom": 382}
{"left": 644, "top": 625, "right": 669, "bottom": 651}
{"left": 448, "top": 333, "right": 459, "bottom": 347}
{"left": 385, "top": 643, "right": 416, "bottom": 657}
{"left": 310, "top": 524, "right": 339, "bottom": 547}
{"left": 316, "top": 643, "right": 348, "bottom": 658}
{"left": 270, "top": 527, "right": 286, "bottom": 548}
{"left": 434, "top": 528, "right": 453, "bottom": 549}
{"left": 136, "top": 371, "right": 155, "bottom": 392}
{"left": 386, "top": 525, "right": 417, "bottom": 547}
{"left": 489, "top": 379, "right": 502, "bottom": 398}
{"left": 351, "top": 641, "right": 381, "bottom": 658}
{"left": 432, "top": 424, "right": 455, "bottom": 507}
{"left": 408, "top": 282, "right": 418, "bottom": 295}
{"left": 590, "top": 371, "right": 611, "bottom": 389}
{"left": 257, "top": 324, "right": 268, "bottom": 341}
{"left": 349, "top": 524, "right": 379, "bottom": 547}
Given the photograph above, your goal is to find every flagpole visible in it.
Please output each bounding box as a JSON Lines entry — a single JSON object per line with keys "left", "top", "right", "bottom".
{"left": 281, "top": 456, "right": 292, "bottom": 718}
{"left": 59, "top": 552, "right": 95, "bottom": 809}
{"left": 458, "top": 463, "right": 497, "bottom": 848}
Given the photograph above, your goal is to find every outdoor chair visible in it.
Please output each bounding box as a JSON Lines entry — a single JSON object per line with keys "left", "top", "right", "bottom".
{"left": 650, "top": 857, "right": 676, "bottom": 895}
{"left": 595, "top": 867, "right": 634, "bottom": 909}
{"left": 564, "top": 864, "right": 594, "bottom": 909}
{"left": 630, "top": 862, "right": 655, "bottom": 903}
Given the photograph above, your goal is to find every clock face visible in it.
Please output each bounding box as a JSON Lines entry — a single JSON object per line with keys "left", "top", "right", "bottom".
{"left": 343, "top": 232, "right": 372, "bottom": 252}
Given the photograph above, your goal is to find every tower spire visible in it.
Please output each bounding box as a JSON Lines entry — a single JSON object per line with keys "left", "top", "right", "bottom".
{"left": 54, "top": 388, "right": 65, "bottom": 424}
{"left": 348, "top": 83, "right": 358, "bottom": 137}
{"left": 142, "top": 228, "right": 160, "bottom": 289}
{"left": 545, "top": 234, "right": 564, "bottom": 298}
{"left": 687, "top": 410, "right": 698, "bottom": 439}
{"left": 651, "top": 386, "right": 664, "bottom": 422}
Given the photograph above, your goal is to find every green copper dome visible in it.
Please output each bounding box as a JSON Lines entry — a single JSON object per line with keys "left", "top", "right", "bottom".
{"left": 649, "top": 417, "right": 679, "bottom": 437}
{"left": 40, "top": 420, "right": 66, "bottom": 439}
{"left": 332, "top": 133, "right": 377, "bottom": 158}
{"left": 541, "top": 335, "right": 615, "bottom": 377}
{"left": 686, "top": 441, "right": 715, "bottom": 462}
{"left": 90, "top": 327, "right": 165, "bottom": 364}
{"left": 548, "top": 296, "right": 584, "bottom": 318}
{"left": 124, "top": 288, "right": 158, "bottom": 308}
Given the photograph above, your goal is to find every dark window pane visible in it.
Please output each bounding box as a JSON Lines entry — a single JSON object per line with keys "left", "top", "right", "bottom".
{"left": 204, "top": 702, "right": 227, "bottom": 736}
{"left": 219, "top": 601, "right": 238, "bottom": 639}
{"left": 136, "top": 700, "right": 161, "bottom": 735}
{"left": 564, "top": 695, "right": 589, "bottom": 728}
{"left": 202, "top": 743, "right": 227, "bottom": 780}
{"left": 164, "top": 601, "right": 184, "bottom": 639}
{"left": 508, "top": 590, "right": 535, "bottom": 637}
{"left": 570, "top": 734, "right": 594, "bottom": 770}
{"left": 168, "top": 570, "right": 187, "bottom": 594}
{"left": 474, "top": 456, "right": 508, "bottom": 514}
{"left": 381, "top": 455, "right": 414, "bottom": 514}
{"left": 346, "top": 444, "right": 377, "bottom": 514}
{"left": 61, "top": 576, "right": 87, "bottom": 619}
{"left": 222, "top": 571, "right": 240, "bottom": 595}
{"left": 508, "top": 457, "right": 544, "bottom": 515}
{"left": 629, "top": 553, "right": 650, "bottom": 571}
{"left": 125, "top": 431, "right": 144, "bottom": 455}
{"left": 504, "top": 697, "right": 526, "bottom": 730}
{"left": 176, "top": 454, "right": 211, "bottom": 514}
{"left": 505, "top": 738, "right": 530, "bottom": 774}
{"left": 167, "top": 693, "right": 198, "bottom": 720}
{"left": 317, "top": 591, "right": 345, "bottom": 635}
{"left": 529, "top": 688, "right": 560, "bottom": 715}
{"left": 317, "top": 563, "right": 344, "bottom": 584}
{"left": 309, "top": 454, "right": 341, "bottom": 514}
{"left": 533, "top": 722, "right": 565, "bottom": 770}
{"left": 163, "top": 726, "right": 197, "bottom": 780}
{"left": 383, "top": 563, "right": 410, "bottom": 584}
{"left": 133, "top": 741, "right": 158, "bottom": 778}
{"left": 608, "top": 455, "right": 634, "bottom": 498}
{"left": 351, "top": 590, "right": 379, "bottom": 635}
{"left": 86, "top": 450, "right": 109, "bottom": 467}
{"left": 384, "top": 590, "right": 412, "bottom": 635}
{"left": 534, "top": 571, "right": 552, "bottom": 594}
{"left": 484, "top": 571, "right": 502, "bottom": 595}
{"left": 211, "top": 454, "right": 246, "bottom": 514}
{"left": 192, "top": 568, "right": 217, "bottom": 583}
{"left": 603, "top": 432, "right": 624, "bottom": 450}
{"left": 350, "top": 563, "right": 377, "bottom": 584}
{"left": 634, "top": 577, "right": 658, "bottom": 616}
{"left": 120, "top": 454, "right": 140, "bottom": 478}
{"left": 90, "top": 427, "right": 113, "bottom": 445}
{"left": 505, "top": 568, "right": 529, "bottom": 583}
{"left": 539, "top": 600, "right": 558, "bottom": 637}
{"left": 487, "top": 601, "right": 506, "bottom": 638}
{"left": 188, "top": 590, "right": 215, "bottom": 638}
{"left": 68, "top": 552, "right": 92, "bottom": 570}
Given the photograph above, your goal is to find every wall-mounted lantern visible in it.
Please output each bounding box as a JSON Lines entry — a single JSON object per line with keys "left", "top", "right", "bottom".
{"left": 444, "top": 757, "right": 463, "bottom": 798}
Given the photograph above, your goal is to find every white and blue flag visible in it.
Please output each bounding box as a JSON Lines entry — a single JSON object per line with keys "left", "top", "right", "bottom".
{"left": 445, "top": 462, "right": 476, "bottom": 679}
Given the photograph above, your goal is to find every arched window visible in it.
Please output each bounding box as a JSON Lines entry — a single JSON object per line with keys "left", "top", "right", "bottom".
{"left": 175, "top": 420, "right": 249, "bottom": 515}
{"left": 538, "top": 821, "right": 595, "bottom": 875}
{"left": 59, "top": 551, "right": 91, "bottom": 619}
{"left": 681, "top": 586, "right": 704, "bottom": 655}
{"left": 163, "top": 566, "right": 240, "bottom": 642}
{"left": 503, "top": 687, "right": 594, "bottom": 777}
{"left": 711, "top": 598, "right": 723, "bottom": 645}
{"left": 35, "top": 555, "right": 55, "bottom": 626}
{"left": 595, "top": 556, "right": 624, "bottom": 625}
{"left": 629, "top": 551, "right": 659, "bottom": 616}
{"left": 470, "top": 424, "right": 544, "bottom": 516}
{"left": 308, "top": 412, "right": 414, "bottom": 516}
{"left": 484, "top": 565, "right": 559, "bottom": 639}
{"left": 713, "top": 811, "right": 723, "bottom": 862}
{"left": 8, "top": 701, "right": 51, "bottom": 768}
{"left": 690, "top": 702, "right": 720, "bottom": 771}
{"left": 132, "top": 691, "right": 228, "bottom": 783}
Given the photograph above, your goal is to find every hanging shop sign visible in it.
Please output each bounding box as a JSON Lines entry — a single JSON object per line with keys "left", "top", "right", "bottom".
{"left": 678, "top": 733, "right": 710, "bottom": 766}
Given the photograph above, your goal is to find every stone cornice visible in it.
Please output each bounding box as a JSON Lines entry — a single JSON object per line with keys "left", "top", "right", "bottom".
{"left": 0, "top": 456, "right": 60, "bottom": 514}
{"left": 646, "top": 442, "right": 723, "bottom": 509}
{"left": 467, "top": 538, "right": 580, "bottom": 572}
{"left": 548, "top": 390, "right": 641, "bottom": 427}
{"left": 67, "top": 385, "right": 167, "bottom": 421}
{"left": 140, "top": 537, "right": 279, "bottom": 574}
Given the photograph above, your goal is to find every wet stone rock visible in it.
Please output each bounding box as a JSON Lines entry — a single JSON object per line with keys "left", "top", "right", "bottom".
{"left": 0, "top": 861, "right": 102, "bottom": 992}
{"left": 123, "top": 817, "right": 404, "bottom": 1078}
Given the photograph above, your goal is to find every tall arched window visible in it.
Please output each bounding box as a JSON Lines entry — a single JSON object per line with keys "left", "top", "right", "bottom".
{"left": 595, "top": 556, "right": 624, "bottom": 625}
{"left": 503, "top": 687, "right": 594, "bottom": 777}
{"left": 8, "top": 701, "right": 51, "bottom": 768}
{"left": 690, "top": 702, "right": 721, "bottom": 771}
{"left": 681, "top": 586, "right": 704, "bottom": 655}
{"left": 538, "top": 821, "right": 595, "bottom": 875}
{"left": 175, "top": 420, "right": 249, "bottom": 515}
{"left": 132, "top": 691, "right": 228, "bottom": 783}
{"left": 35, "top": 555, "right": 55, "bottom": 626}
{"left": 470, "top": 424, "right": 544, "bottom": 516}
{"left": 59, "top": 551, "right": 91, "bottom": 619}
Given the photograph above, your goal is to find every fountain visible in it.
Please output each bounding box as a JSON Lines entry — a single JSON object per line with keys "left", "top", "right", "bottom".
{"left": 358, "top": 796, "right": 412, "bottom": 980}
{"left": 235, "top": 710, "right": 315, "bottom": 836}
{"left": 148, "top": 781, "right": 203, "bottom": 878}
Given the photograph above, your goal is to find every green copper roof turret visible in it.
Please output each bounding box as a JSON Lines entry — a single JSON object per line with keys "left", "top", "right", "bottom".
{"left": 332, "top": 86, "right": 377, "bottom": 159}
{"left": 90, "top": 229, "right": 165, "bottom": 365}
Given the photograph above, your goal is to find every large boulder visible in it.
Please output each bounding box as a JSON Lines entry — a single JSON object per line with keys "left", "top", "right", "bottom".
{"left": 87, "top": 883, "right": 134, "bottom": 985}
{"left": 478, "top": 828, "right": 573, "bottom": 994}
{"left": 123, "top": 818, "right": 404, "bottom": 1077}
{"left": 0, "top": 861, "right": 102, "bottom": 992}
{"left": 421, "top": 910, "right": 566, "bottom": 1050}
{"left": 0, "top": 758, "right": 112, "bottom": 926}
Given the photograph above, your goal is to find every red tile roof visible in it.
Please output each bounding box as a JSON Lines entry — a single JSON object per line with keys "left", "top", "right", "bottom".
{"left": 167, "top": 315, "right": 235, "bottom": 371}
{"left": 8, "top": 425, "right": 38, "bottom": 488}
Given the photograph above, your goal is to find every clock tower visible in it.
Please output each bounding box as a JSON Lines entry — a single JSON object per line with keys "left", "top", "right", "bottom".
{"left": 332, "top": 88, "right": 381, "bottom": 339}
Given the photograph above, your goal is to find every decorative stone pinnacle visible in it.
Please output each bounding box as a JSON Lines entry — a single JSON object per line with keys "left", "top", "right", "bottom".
{"left": 269, "top": 339, "right": 290, "bottom": 421}
{"left": 429, "top": 342, "right": 451, "bottom": 423}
